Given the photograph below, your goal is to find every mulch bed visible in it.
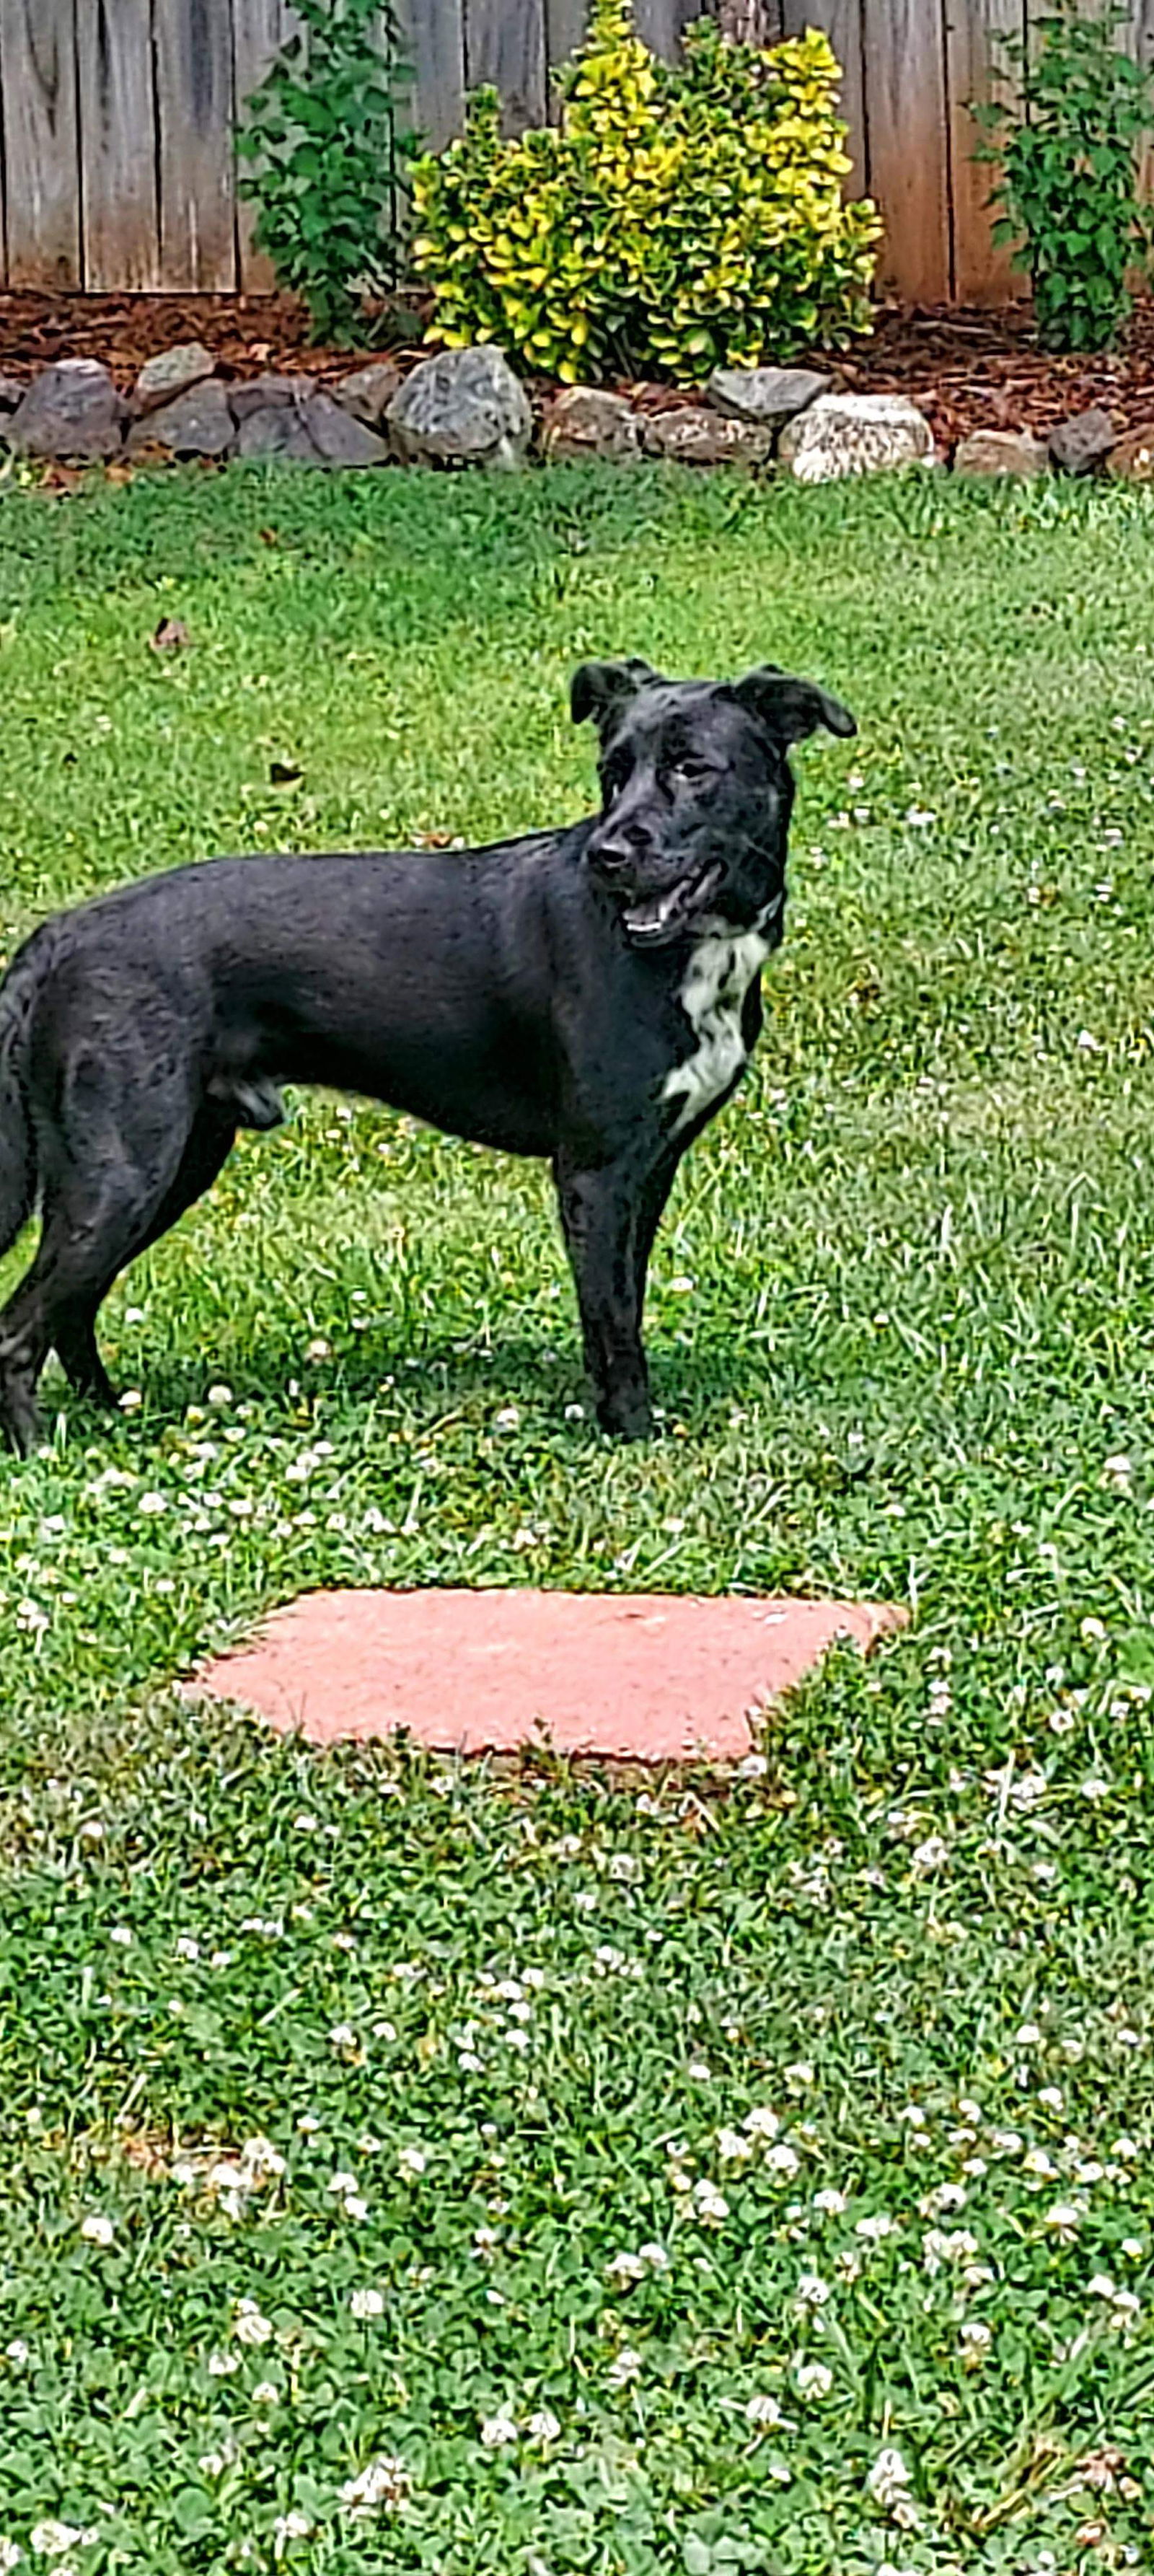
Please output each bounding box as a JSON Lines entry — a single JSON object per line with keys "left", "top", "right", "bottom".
{"left": 3, "top": 286, "right": 1154, "bottom": 454}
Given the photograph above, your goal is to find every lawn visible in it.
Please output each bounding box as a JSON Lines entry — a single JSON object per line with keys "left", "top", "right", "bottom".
{"left": 1, "top": 460, "right": 1154, "bottom": 2572}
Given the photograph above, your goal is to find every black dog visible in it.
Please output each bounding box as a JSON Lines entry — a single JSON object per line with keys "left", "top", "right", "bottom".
{"left": 0, "top": 659, "right": 854, "bottom": 1454}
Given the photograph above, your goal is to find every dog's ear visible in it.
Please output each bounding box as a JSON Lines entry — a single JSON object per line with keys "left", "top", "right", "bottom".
{"left": 571, "top": 658, "right": 660, "bottom": 731}
{"left": 730, "top": 667, "right": 857, "bottom": 744}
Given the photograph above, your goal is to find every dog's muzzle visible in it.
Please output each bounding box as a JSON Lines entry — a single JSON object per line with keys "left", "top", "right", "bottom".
{"left": 590, "top": 857, "right": 725, "bottom": 947}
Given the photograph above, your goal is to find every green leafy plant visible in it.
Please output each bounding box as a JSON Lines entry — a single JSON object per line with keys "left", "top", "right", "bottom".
{"left": 410, "top": 0, "right": 880, "bottom": 384}
{"left": 970, "top": 0, "right": 1154, "bottom": 352}
{"left": 236, "top": 0, "right": 418, "bottom": 344}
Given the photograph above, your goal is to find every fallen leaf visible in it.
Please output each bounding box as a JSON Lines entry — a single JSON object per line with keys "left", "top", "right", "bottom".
{"left": 259, "top": 527, "right": 280, "bottom": 547}
{"left": 150, "top": 617, "right": 192, "bottom": 654}
{"left": 269, "top": 759, "right": 303, "bottom": 786}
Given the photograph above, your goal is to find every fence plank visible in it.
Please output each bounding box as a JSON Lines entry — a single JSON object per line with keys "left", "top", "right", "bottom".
{"left": 861, "top": 0, "right": 950, "bottom": 300}
{"left": 232, "top": 0, "right": 291, "bottom": 289}
{"left": 545, "top": 0, "right": 585, "bottom": 89}
{"left": 784, "top": 0, "right": 865, "bottom": 198}
{"left": 465, "top": 0, "right": 546, "bottom": 125}
{"left": 633, "top": 0, "right": 697, "bottom": 58}
{"left": 1, "top": 0, "right": 81, "bottom": 286}
{"left": 155, "top": 0, "right": 237, "bottom": 289}
{"left": 402, "top": 0, "right": 464, "bottom": 149}
{"left": 78, "top": 0, "right": 160, "bottom": 287}
{"left": 947, "top": 0, "right": 1024, "bottom": 302}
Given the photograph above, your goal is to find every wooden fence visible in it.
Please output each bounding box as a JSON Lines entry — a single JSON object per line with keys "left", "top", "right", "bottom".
{"left": 0, "top": 1, "right": 1153, "bottom": 306}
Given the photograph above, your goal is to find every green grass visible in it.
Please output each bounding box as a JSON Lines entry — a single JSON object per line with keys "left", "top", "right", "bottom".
{"left": 3, "top": 460, "right": 1154, "bottom": 2570}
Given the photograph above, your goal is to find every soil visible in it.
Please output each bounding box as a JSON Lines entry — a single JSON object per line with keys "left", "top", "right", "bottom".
{"left": 1, "top": 286, "right": 1154, "bottom": 456}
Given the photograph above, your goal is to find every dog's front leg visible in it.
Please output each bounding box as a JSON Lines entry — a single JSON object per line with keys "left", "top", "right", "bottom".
{"left": 554, "top": 1152, "right": 671, "bottom": 1439}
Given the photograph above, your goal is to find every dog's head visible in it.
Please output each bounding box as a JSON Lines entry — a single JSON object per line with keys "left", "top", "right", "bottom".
{"left": 573, "top": 658, "right": 855, "bottom": 947}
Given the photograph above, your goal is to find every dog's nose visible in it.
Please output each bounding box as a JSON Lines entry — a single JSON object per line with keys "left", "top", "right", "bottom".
{"left": 591, "top": 838, "right": 636, "bottom": 877}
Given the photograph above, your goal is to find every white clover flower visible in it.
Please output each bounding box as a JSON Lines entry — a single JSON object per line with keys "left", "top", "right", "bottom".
{"left": 1037, "top": 2087, "right": 1064, "bottom": 2112}
{"left": 867, "top": 2446, "right": 912, "bottom": 2507}
{"left": 1122, "top": 2236, "right": 1145, "bottom": 2259}
{"left": 1023, "top": 2147, "right": 1057, "bottom": 2179}
{"left": 607, "top": 2347, "right": 643, "bottom": 2388}
{"left": 397, "top": 2145, "right": 427, "bottom": 2181}
{"left": 687, "top": 2061, "right": 712, "bottom": 2082}
{"left": 919, "top": 2181, "right": 967, "bottom": 2217}
{"left": 234, "top": 2298, "right": 273, "bottom": 2345}
{"left": 795, "top": 2272, "right": 832, "bottom": 2308}
{"left": 855, "top": 2212, "right": 897, "bottom": 2242}
{"left": 1114, "top": 2137, "right": 1141, "bottom": 2161}
{"left": 29, "top": 2530, "right": 87, "bottom": 2562}
{"left": 745, "top": 2393, "right": 783, "bottom": 2427}
{"left": 252, "top": 2381, "right": 279, "bottom": 2404}
{"left": 526, "top": 2408, "right": 561, "bottom": 2443}
{"left": 912, "top": 1836, "right": 948, "bottom": 1873}
{"left": 637, "top": 2241, "right": 668, "bottom": 2270}
{"left": 343, "top": 2194, "right": 369, "bottom": 2223}
{"left": 109, "top": 1925, "right": 132, "bottom": 1948}
{"left": 765, "top": 2143, "right": 800, "bottom": 2180}
{"left": 794, "top": 2360, "right": 833, "bottom": 2401}
{"left": 607, "top": 2250, "right": 646, "bottom": 2285}
{"left": 480, "top": 2412, "right": 519, "bottom": 2448}
{"left": 812, "top": 2188, "right": 847, "bottom": 2217}
{"left": 1044, "top": 2202, "right": 1084, "bottom": 2241}
{"left": 1088, "top": 2274, "right": 1116, "bottom": 2300}
{"left": 79, "top": 2212, "right": 114, "bottom": 2246}
{"left": 4, "top": 2342, "right": 30, "bottom": 2367}
{"left": 692, "top": 2179, "right": 730, "bottom": 2225}
{"left": 206, "top": 2350, "right": 238, "bottom": 2376}
{"left": 784, "top": 2061, "right": 815, "bottom": 2088}
{"left": 328, "top": 2171, "right": 358, "bottom": 2197}
{"left": 959, "top": 2321, "right": 992, "bottom": 2368}
{"left": 0, "top": 2541, "right": 21, "bottom": 2572}
{"left": 136, "top": 1491, "right": 167, "bottom": 1516}
{"left": 713, "top": 2127, "right": 753, "bottom": 2170}
{"left": 339, "top": 2456, "right": 408, "bottom": 2510}
{"left": 272, "top": 2511, "right": 313, "bottom": 2549}
{"left": 1015, "top": 2024, "right": 1042, "bottom": 2047}
{"left": 329, "top": 2022, "right": 358, "bottom": 2052}
{"left": 351, "top": 2286, "right": 386, "bottom": 2320}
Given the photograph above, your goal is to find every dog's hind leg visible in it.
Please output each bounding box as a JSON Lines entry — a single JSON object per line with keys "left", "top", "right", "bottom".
{"left": 0, "top": 1068, "right": 223, "bottom": 1454}
{"left": 51, "top": 1107, "right": 239, "bottom": 1412}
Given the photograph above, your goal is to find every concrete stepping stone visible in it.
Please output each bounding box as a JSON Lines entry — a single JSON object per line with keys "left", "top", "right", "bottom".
{"left": 193, "top": 1588, "right": 905, "bottom": 1763}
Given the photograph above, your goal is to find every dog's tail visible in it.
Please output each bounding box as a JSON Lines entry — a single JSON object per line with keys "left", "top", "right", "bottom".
{"left": 0, "top": 928, "right": 46, "bottom": 1260}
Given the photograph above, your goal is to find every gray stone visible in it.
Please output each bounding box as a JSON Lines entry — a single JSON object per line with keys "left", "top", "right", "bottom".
{"left": 126, "top": 381, "right": 235, "bottom": 460}
{"left": 237, "top": 406, "right": 325, "bottom": 465}
{"left": 386, "top": 344, "right": 531, "bottom": 470}
{"left": 332, "top": 360, "right": 402, "bottom": 426}
{"left": 1106, "top": 425, "right": 1154, "bottom": 483}
{"left": 707, "top": 364, "right": 829, "bottom": 429}
{"left": 541, "top": 386, "right": 642, "bottom": 462}
{"left": 230, "top": 374, "right": 316, "bottom": 422}
{"left": 132, "top": 340, "right": 216, "bottom": 416}
{"left": 8, "top": 359, "right": 123, "bottom": 463}
{"left": 301, "top": 392, "right": 390, "bottom": 466}
{"left": 953, "top": 427, "right": 1047, "bottom": 478}
{"left": 0, "top": 373, "right": 26, "bottom": 413}
{"left": 642, "top": 408, "right": 772, "bottom": 467}
{"left": 778, "top": 392, "right": 935, "bottom": 483}
{"left": 1048, "top": 406, "right": 1117, "bottom": 476}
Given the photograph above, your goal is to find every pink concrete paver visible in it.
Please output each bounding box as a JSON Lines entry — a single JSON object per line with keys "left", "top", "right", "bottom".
{"left": 192, "top": 1588, "right": 906, "bottom": 1763}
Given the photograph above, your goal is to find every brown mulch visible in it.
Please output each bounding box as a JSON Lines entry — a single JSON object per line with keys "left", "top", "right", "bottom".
{"left": 4, "top": 286, "right": 1154, "bottom": 452}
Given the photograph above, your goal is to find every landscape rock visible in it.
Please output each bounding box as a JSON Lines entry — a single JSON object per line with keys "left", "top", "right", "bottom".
{"left": 386, "top": 345, "right": 532, "bottom": 470}
{"left": 332, "top": 360, "right": 402, "bottom": 426}
{"left": 132, "top": 340, "right": 216, "bottom": 416}
{"left": 1048, "top": 405, "right": 1118, "bottom": 476}
{"left": 1106, "top": 424, "right": 1154, "bottom": 483}
{"left": 642, "top": 408, "right": 772, "bottom": 467}
{"left": 0, "top": 373, "right": 25, "bottom": 412}
{"left": 127, "top": 381, "right": 235, "bottom": 460}
{"left": 542, "top": 386, "right": 642, "bottom": 462}
{"left": 237, "top": 405, "right": 325, "bottom": 465}
{"left": 301, "top": 392, "right": 390, "bottom": 466}
{"left": 707, "top": 364, "right": 829, "bottom": 429}
{"left": 230, "top": 374, "right": 316, "bottom": 422}
{"left": 7, "top": 359, "right": 123, "bottom": 462}
{"left": 778, "top": 392, "right": 934, "bottom": 483}
{"left": 953, "top": 427, "right": 1047, "bottom": 478}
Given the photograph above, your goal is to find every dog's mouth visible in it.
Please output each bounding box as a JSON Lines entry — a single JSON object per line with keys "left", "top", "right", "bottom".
{"left": 620, "top": 863, "right": 723, "bottom": 946}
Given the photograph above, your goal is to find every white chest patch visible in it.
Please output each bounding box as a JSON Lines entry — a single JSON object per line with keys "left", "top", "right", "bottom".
{"left": 663, "top": 924, "right": 771, "bottom": 1134}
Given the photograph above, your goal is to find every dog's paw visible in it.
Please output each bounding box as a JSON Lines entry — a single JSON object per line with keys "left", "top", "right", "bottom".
{"left": 595, "top": 1388, "right": 654, "bottom": 1442}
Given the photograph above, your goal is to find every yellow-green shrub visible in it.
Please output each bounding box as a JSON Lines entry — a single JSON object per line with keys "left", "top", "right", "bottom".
{"left": 410, "top": 0, "right": 881, "bottom": 384}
